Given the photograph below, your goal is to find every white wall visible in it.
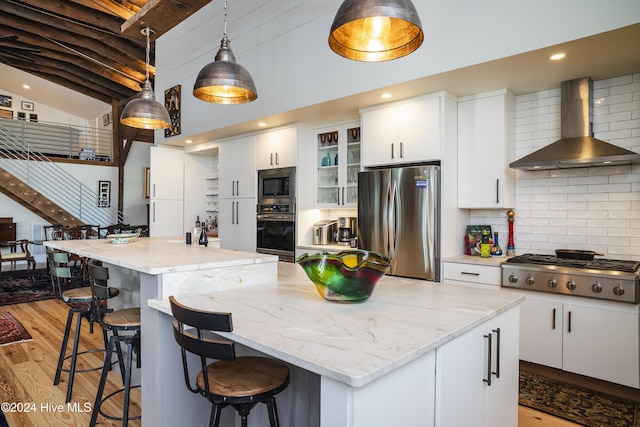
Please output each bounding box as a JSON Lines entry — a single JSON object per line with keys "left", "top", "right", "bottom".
{"left": 470, "top": 73, "right": 640, "bottom": 260}
{"left": 0, "top": 88, "right": 108, "bottom": 129}
{"left": 155, "top": 0, "right": 640, "bottom": 140}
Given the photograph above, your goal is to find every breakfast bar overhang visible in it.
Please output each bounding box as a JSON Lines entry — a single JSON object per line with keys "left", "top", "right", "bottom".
{"left": 44, "top": 237, "right": 524, "bottom": 427}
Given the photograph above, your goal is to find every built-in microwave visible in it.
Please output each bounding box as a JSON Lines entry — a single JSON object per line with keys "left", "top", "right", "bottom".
{"left": 257, "top": 167, "right": 296, "bottom": 205}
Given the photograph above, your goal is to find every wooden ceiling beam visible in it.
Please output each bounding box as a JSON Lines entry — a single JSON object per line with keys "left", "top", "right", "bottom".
{"left": 9, "top": 58, "right": 128, "bottom": 100}
{"left": 17, "top": 68, "right": 114, "bottom": 104}
{"left": 0, "top": 5, "right": 147, "bottom": 65}
{"left": 0, "top": 24, "right": 147, "bottom": 83}
{"left": 15, "top": 0, "right": 137, "bottom": 40}
{"left": 121, "top": 0, "right": 211, "bottom": 40}
{"left": 69, "top": 0, "right": 138, "bottom": 20}
{"left": 0, "top": 19, "right": 148, "bottom": 79}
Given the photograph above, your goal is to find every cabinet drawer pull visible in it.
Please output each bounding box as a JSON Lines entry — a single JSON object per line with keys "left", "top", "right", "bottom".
{"left": 483, "top": 333, "right": 492, "bottom": 386}
{"left": 275, "top": 152, "right": 279, "bottom": 165}
{"left": 400, "top": 141, "right": 404, "bottom": 158}
{"left": 496, "top": 179, "right": 500, "bottom": 204}
{"left": 552, "top": 308, "right": 556, "bottom": 330}
{"left": 492, "top": 328, "right": 501, "bottom": 379}
{"left": 461, "top": 272, "right": 480, "bottom": 276}
{"left": 270, "top": 153, "right": 273, "bottom": 166}
{"left": 391, "top": 143, "right": 395, "bottom": 159}
{"left": 567, "top": 311, "right": 572, "bottom": 333}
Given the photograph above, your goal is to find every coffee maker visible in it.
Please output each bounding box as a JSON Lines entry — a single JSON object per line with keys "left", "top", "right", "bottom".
{"left": 336, "top": 216, "right": 357, "bottom": 246}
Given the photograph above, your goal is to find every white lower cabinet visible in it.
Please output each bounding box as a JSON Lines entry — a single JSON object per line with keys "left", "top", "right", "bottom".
{"left": 436, "top": 307, "right": 519, "bottom": 427}
{"left": 218, "top": 198, "right": 256, "bottom": 252}
{"left": 149, "top": 199, "right": 184, "bottom": 237}
{"left": 520, "top": 294, "right": 639, "bottom": 388}
{"left": 443, "top": 262, "right": 501, "bottom": 287}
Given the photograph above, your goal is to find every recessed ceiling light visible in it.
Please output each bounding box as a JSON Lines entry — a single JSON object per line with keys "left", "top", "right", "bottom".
{"left": 258, "top": 122, "right": 266, "bottom": 127}
{"left": 381, "top": 93, "right": 392, "bottom": 99}
{"left": 549, "top": 53, "right": 565, "bottom": 61}
{"left": 185, "top": 139, "right": 193, "bottom": 144}
{"left": 22, "top": 84, "right": 30, "bottom": 89}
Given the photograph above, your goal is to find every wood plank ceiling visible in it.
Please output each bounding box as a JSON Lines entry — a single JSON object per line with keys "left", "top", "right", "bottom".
{"left": 0, "top": 0, "right": 210, "bottom": 105}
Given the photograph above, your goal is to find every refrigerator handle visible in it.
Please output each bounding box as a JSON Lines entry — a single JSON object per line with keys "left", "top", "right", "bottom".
{"left": 388, "top": 179, "right": 397, "bottom": 269}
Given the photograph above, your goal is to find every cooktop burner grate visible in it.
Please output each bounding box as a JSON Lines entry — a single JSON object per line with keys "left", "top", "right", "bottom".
{"left": 505, "top": 253, "right": 640, "bottom": 273}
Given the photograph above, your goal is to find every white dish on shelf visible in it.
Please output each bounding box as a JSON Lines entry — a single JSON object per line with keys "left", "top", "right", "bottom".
{"left": 106, "top": 232, "right": 140, "bottom": 244}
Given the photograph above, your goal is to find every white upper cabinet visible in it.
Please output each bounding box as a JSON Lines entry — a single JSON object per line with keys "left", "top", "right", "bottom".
{"left": 313, "top": 121, "right": 360, "bottom": 208}
{"left": 255, "top": 126, "right": 298, "bottom": 170}
{"left": 149, "top": 146, "right": 184, "bottom": 200}
{"left": 218, "top": 135, "right": 256, "bottom": 199}
{"left": 457, "top": 90, "right": 515, "bottom": 209}
{"left": 361, "top": 94, "right": 442, "bottom": 167}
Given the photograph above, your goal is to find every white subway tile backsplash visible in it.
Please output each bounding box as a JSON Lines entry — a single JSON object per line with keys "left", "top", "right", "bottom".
{"left": 470, "top": 73, "right": 640, "bottom": 258}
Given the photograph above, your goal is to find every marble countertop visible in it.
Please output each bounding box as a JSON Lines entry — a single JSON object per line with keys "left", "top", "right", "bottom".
{"left": 150, "top": 262, "right": 524, "bottom": 388}
{"left": 444, "top": 254, "right": 511, "bottom": 266}
{"left": 44, "top": 237, "right": 277, "bottom": 275}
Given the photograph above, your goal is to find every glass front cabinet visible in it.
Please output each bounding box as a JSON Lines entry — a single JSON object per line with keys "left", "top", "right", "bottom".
{"left": 314, "top": 121, "right": 361, "bottom": 208}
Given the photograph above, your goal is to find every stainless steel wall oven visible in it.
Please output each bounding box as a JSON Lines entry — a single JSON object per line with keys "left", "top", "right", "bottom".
{"left": 257, "top": 167, "right": 296, "bottom": 262}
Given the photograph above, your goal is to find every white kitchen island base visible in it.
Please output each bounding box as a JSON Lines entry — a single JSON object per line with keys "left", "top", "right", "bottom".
{"left": 146, "top": 264, "right": 522, "bottom": 427}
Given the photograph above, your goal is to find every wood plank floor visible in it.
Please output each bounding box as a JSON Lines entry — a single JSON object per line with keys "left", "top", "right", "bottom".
{"left": 0, "top": 299, "right": 140, "bottom": 427}
{"left": 0, "top": 299, "right": 589, "bottom": 427}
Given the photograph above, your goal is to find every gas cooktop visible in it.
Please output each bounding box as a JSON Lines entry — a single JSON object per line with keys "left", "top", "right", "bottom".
{"left": 505, "top": 253, "right": 640, "bottom": 273}
{"left": 502, "top": 253, "right": 639, "bottom": 304}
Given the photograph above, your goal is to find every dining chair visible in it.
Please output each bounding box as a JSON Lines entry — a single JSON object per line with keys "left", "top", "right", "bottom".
{"left": 0, "top": 239, "right": 36, "bottom": 282}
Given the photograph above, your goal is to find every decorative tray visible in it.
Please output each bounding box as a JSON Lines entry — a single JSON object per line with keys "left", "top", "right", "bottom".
{"left": 106, "top": 232, "right": 140, "bottom": 244}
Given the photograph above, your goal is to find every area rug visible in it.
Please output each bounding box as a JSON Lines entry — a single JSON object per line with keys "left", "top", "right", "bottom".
{"left": 519, "top": 369, "right": 640, "bottom": 427}
{"left": 0, "top": 311, "right": 32, "bottom": 346}
{"left": 0, "top": 267, "right": 86, "bottom": 306}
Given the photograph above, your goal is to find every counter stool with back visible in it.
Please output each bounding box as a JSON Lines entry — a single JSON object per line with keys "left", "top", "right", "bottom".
{"left": 88, "top": 259, "right": 141, "bottom": 427}
{"left": 169, "top": 296, "right": 291, "bottom": 427}
{"left": 50, "top": 249, "right": 110, "bottom": 403}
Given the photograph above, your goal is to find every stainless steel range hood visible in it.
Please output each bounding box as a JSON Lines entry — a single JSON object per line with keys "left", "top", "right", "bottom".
{"left": 510, "top": 77, "right": 640, "bottom": 171}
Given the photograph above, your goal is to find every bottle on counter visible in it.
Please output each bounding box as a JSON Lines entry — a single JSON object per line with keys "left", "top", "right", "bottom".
{"left": 194, "top": 216, "right": 201, "bottom": 237}
{"left": 199, "top": 223, "right": 208, "bottom": 247}
{"left": 195, "top": 216, "right": 201, "bottom": 228}
{"left": 491, "top": 232, "right": 503, "bottom": 256}
{"left": 480, "top": 229, "right": 491, "bottom": 258}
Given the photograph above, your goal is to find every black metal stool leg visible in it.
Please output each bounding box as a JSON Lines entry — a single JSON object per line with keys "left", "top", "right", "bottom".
{"left": 90, "top": 335, "right": 115, "bottom": 427}
{"left": 65, "top": 310, "right": 84, "bottom": 403}
{"left": 53, "top": 309, "right": 75, "bottom": 386}
{"left": 121, "top": 337, "right": 134, "bottom": 427}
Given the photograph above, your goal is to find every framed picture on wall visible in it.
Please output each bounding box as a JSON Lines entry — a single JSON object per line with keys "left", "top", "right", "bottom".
{"left": 98, "top": 180, "right": 111, "bottom": 208}
{"left": 0, "top": 110, "right": 12, "bottom": 119}
{"left": 0, "top": 95, "right": 11, "bottom": 108}
{"left": 164, "top": 84, "right": 181, "bottom": 137}
{"left": 21, "top": 101, "right": 34, "bottom": 111}
{"left": 29, "top": 113, "right": 38, "bottom": 122}
{"left": 144, "top": 167, "right": 150, "bottom": 199}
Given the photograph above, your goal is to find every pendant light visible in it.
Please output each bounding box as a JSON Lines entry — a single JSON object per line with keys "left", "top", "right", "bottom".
{"left": 329, "top": 0, "right": 424, "bottom": 62}
{"left": 120, "top": 27, "right": 171, "bottom": 129}
{"left": 193, "top": 0, "right": 257, "bottom": 104}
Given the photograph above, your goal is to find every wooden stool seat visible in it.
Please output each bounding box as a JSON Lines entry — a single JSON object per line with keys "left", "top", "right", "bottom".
{"left": 198, "top": 356, "right": 290, "bottom": 398}
{"left": 61, "top": 286, "right": 94, "bottom": 303}
{"left": 102, "top": 308, "right": 141, "bottom": 328}
{"left": 170, "top": 295, "right": 290, "bottom": 427}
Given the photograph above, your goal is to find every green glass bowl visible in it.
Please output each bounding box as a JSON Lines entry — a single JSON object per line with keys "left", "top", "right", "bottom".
{"left": 296, "top": 250, "right": 391, "bottom": 303}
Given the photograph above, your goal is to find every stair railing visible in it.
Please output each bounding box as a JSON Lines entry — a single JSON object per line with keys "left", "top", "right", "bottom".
{"left": 0, "top": 120, "right": 126, "bottom": 226}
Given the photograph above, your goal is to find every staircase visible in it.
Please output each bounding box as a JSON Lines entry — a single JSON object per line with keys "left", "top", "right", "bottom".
{"left": 0, "top": 119, "right": 125, "bottom": 227}
{"left": 0, "top": 169, "right": 83, "bottom": 226}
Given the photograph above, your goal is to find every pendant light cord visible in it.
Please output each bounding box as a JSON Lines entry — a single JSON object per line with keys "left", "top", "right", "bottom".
{"left": 223, "top": 0, "right": 228, "bottom": 40}
{"left": 144, "top": 28, "right": 151, "bottom": 81}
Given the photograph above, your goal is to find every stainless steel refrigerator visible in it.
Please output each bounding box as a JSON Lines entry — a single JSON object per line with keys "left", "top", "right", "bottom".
{"left": 358, "top": 165, "right": 440, "bottom": 281}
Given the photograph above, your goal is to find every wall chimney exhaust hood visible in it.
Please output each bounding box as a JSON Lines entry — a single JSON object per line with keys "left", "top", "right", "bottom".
{"left": 510, "top": 77, "right": 640, "bottom": 171}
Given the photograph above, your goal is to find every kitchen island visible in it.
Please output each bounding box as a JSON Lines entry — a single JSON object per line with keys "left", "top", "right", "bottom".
{"left": 44, "top": 238, "right": 524, "bottom": 427}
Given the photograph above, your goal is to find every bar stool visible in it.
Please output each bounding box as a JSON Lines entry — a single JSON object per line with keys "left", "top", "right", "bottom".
{"left": 88, "top": 260, "right": 141, "bottom": 427}
{"left": 51, "top": 250, "right": 112, "bottom": 403}
{"left": 170, "top": 296, "right": 290, "bottom": 427}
